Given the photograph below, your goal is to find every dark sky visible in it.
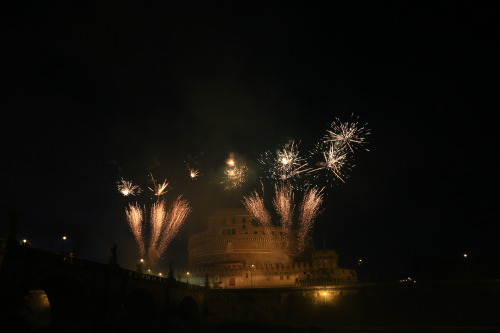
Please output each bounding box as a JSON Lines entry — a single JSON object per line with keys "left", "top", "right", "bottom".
{"left": 2, "top": 3, "right": 497, "bottom": 278}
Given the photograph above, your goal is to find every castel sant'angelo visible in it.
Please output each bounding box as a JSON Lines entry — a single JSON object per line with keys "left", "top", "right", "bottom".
{"left": 185, "top": 208, "right": 357, "bottom": 288}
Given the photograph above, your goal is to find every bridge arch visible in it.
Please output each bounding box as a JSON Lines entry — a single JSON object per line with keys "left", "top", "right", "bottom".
{"left": 177, "top": 293, "right": 201, "bottom": 329}
{"left": 119, "top": 287, "right": 161, "bottom": 331}
{"left": 28, "top": 271, "right": 94, "bottom": 331}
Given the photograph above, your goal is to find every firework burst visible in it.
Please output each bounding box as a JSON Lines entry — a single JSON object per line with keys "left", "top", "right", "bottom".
{"left": 189, "top": 168, "right": 200, "bottom": 179}
{"left": 310, "top": 142, "right": 351, "bottom": 183}
{"left": 221, "top": 154, "right": 248, "bottom": 190}
{"left": 259, "top": 140, "right": 311, "bottom": 184}
{"left": 148, "top": 174, "right": 170, "bottom": 197}
{"left": 326, "top": 115, "right": 370, "bottom": 152}
{"left": 118, "top": 178, "right": 142, "bottom": 196}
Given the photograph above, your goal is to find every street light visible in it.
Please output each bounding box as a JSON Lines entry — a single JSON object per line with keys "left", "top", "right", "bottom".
{"left": 22, "top": 239, "right": 28, "bottom": 245}
{"left": 61, "top": 236, "right": 67, "bottom": 255}
{"left": 137, "top": 259, "right": 144, "bottom": 273}
{"left": 186, "top": 272, "right": 190, "bottom": 284}
{"left": 250, "top": 264, "right": 255, "bottom": 288}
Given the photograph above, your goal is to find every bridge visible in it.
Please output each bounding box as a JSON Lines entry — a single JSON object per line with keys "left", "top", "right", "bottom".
{"left": 2, "top": 238, "right": 500, "bottom": 332}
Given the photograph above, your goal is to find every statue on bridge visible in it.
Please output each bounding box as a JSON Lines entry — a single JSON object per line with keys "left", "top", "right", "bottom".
{"left": 108, "top": 243, "right": 118, "bottom": 266}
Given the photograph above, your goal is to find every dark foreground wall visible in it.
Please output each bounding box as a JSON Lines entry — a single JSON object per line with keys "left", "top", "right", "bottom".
{"left": 204, "top": 280, "right": 500, "bottom": 330}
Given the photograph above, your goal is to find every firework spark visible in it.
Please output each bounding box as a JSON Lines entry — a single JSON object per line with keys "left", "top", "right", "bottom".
{"left": 326, "top": 115, "right": 370, "bottom": 152}
{"left": 118, "top": 178, "right": 142, "bottom": 196}
{"left": 297, "top": 187, "right": 324, "bottom": 254}
{"left": 125, "top": 202, "right": 145, "bottom": 257}
{"left": 148, "top": 174, "right": 170, "bottom": 197}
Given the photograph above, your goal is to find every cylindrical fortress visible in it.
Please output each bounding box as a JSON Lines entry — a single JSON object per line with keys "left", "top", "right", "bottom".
{"left": 185, "top": 208, "right": 356, "bottom": 288}
{"left": 188, "top": 208, "right": 307, "bottom": 270}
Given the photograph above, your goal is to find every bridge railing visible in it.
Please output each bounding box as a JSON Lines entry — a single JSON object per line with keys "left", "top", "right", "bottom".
{"left": 3, "top": 243, "right": 211, "bottom": 290}
{"left": 297, "top": 277, "right": 357, "bottom": 286}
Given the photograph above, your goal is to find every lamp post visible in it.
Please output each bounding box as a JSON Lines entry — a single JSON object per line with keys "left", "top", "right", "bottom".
{"left": 186, "top": 272, "right": 190, "bottom": 284}
{"left": 250, "top": 264, "right": 255, "bottom": 288}
{"left": 137, "top": 259, "right": 144, "bottom": 273}
{"left": 61, "top": 236, "right": 67, "bottom": 255}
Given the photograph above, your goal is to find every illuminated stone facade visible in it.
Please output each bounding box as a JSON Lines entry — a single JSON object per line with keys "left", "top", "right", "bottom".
{"left": 187, "top": 208, "right": 357, "bottom": 288}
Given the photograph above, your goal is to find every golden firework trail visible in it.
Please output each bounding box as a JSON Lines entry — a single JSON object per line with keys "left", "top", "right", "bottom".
{"left": 118, "top": 178, "right": 142, "bottom": 196}
{"left": 326, "top": 115, "right": 370, "bottom": 152}
{"left": 273, "top": 183, "right": 295, "bottom": 254}
{"left": 243, "top": 184, "right": 324, "bottom": 257}
{"left": 158, "top": 196, "right": 192, "bottom": 255}
{"left": 242, "top": 190, "right": 272, "bottom": 236}
{"left": 125, "top": 202, "right": 146, "bottom": 257}
{"left": 297, "top": 187, "right": 324, "bottom": 254}
{"left": 125, "top": 197, "right": 192, "bottom": 267}
{"left": 150, "top": 200, "right": 167, "bottom": 249}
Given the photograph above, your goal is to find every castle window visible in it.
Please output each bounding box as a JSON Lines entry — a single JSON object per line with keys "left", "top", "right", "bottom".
{"left": 221, "top": 228, "right": 236, "bottom": 235}
{"left": 242, "top": 217, "right": 246, "bottom": 223}
{"left": 242, "top": 225, "right": 246, "bottom": 229}
{"left": 254, "top": 231, "right": 257, "bottom": 234}
{"left": 232, "top": 217, "right": 236, "bottom": 224}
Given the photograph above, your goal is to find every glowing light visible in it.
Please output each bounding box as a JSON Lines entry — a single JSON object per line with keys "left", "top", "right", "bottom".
{"left": 464, "top": 253, "right": 468, "bottom": 258}
{"left": 117, "top": 178, "right": 142, "bottom": 196}
{"left": 189, "top": 169, "right": 200, "bottom": 179}
{"left": 22, "top": 239, "right": 27, "bottom": 244}
{"left": 62, "top": 236, "right": 67, "bottom": 240}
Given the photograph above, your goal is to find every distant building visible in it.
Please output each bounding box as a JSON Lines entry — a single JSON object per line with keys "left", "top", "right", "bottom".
{"left": 186, "top": 208, "right": 357, "bottom": 288}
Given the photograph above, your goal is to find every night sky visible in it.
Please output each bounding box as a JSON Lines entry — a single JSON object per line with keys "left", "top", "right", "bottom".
{"left": 3, "top": 3, "right": 497, "bottom": 279}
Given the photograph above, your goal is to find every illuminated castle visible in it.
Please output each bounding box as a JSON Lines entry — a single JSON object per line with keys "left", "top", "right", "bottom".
{"left": 186, "top": 208, "right": 357, "bottom": 288}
